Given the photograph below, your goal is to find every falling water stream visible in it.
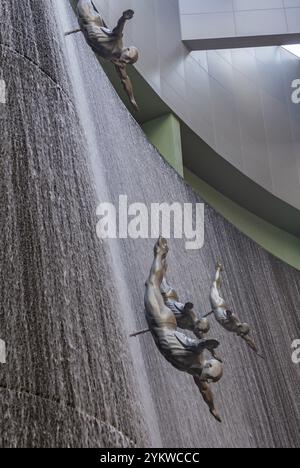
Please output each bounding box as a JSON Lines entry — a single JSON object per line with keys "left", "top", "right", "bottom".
{"left": 54, "top": 0, "right": 162, "bottom": 448}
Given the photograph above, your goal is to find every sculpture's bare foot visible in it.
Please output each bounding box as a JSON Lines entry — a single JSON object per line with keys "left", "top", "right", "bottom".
{"left": 216, "top": 261, "right": 224, "bottom": 271}
{"left": 123, "top": 9, "right": 134, "bottom": 20}
{"left": 204, "top": 339, "right": 220, "bottom": 351}
{"left": 154, "top": 237, "right": 169, "bottom": 256}
{"left": 196, "top": 338, "right": 219, "bottom": 355}
{"left": 210, "top": 409, "right": 222, "bottom": 423}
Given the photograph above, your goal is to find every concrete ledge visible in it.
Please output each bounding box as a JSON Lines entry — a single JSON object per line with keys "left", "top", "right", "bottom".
{"left": 184, "top": 33, "right": 300, "bottom": 50}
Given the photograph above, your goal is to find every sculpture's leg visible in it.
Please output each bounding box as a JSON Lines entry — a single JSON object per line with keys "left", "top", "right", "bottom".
{"left": 161, "top": 255, "right": 168, "bottom": 278}
{"left": 147, "top": 238, "right": 168, "bottom": 290}
{"left": 77, "top": 0, "right": 107, "bottom": 28}
{"left": 210, "top": 276, "right": 222, "bottom": 309}
{"left": 145, "top": 238, "right": 170, "bottom": 320}
{"left": 193, "top": 378, "right": 222, "bottom": 423}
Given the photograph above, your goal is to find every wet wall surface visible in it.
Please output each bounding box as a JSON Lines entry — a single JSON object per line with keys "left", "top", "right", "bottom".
{"left": 0, "top": 0, "right": 148, "bottom": 448}
{"left": 0, "top": 0, "right": 299, "bottom": 448}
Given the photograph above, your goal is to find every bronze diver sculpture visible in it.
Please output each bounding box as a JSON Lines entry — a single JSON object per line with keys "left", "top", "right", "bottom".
{"left": 205, "top": 263, "right": 264, "bottom": 359}
{"left": 66, "top": 1, "right": 139, "bottom": 111}
{"left": 144, "top": 238, "right": 223, "bottom": 423}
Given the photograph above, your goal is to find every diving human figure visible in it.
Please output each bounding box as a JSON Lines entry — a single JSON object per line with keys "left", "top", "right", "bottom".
{"left": 67, "top": 1, "right": 139, "bottom": 111}
{"left": 145, "top": 238, "right": 223, "bottom": 423}
{"left": 206, "top": 263, "right": 263, "bottom": 358}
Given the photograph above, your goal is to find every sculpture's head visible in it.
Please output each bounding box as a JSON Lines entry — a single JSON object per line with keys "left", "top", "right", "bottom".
{"left": 193, "top": 318, "right": 210, "bottom": 339}
{"left": 182, "top": 303, "right": 210, "bottom": 338}
{"left": 120, "top": 46, "right": 139, "bottom": 64}
{"left": 201, "top": 359, "right": 223, "bottom": 384}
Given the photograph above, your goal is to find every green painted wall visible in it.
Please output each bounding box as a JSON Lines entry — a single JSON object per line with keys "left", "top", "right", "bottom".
{"left": 142, "top": 114, "right": 184, "bottom": 177}
{"left": 185, "top": 169, "right": 300, "bottom": 271}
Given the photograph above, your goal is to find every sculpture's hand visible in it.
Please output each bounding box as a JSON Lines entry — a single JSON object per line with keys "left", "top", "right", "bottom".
{"left": 210, "top": 409, "right": 222, "bottom": 423}
{"left": 123, "top": 9, "right": 134, "bottom": 20}
{"left": 183, "top": 302, "right": 194, "bottom": 313}
{"left": 131, "top": 97, "right": 139, "bottom": 112}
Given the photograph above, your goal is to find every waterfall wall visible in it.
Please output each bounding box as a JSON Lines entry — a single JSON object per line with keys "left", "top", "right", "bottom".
{"left": 0, "top": 0, "right": 151, "bottom": 448}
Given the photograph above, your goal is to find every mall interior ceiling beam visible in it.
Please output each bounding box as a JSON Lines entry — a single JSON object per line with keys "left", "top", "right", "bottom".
{"left": 183, "top": 34, "right": 300, "bottom": 51}
{"left": 179, "top": 0, "right": 300, "bottom": 50}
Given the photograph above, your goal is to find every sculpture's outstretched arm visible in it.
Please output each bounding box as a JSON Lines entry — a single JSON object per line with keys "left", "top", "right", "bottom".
{"left": 193, "top": 378, "right": 222, "bottom": 423}
{"left": 115, "top": 65, "right": 139, "bottom": 111}
{"left": 214, "top": 262, "right": 223, "bottom": 289}
{"left": 210, "top": 262, "right": 227, "bottom": 311}
{"left": 241, "top": 334, "right": 265, "bottom": 360}
{"left": 241, "top": 334, "right": 257, "bottom": 353}
{"left": 112, "top": 10, "right": 134, "bottom": 36}
{"left": 85, "top": 1, "right": 107, "bottom": 26}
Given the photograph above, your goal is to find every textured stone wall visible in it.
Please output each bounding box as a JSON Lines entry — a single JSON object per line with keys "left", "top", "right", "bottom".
{"left": 0, "top": 0, "right": 149, "bottom": 448}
